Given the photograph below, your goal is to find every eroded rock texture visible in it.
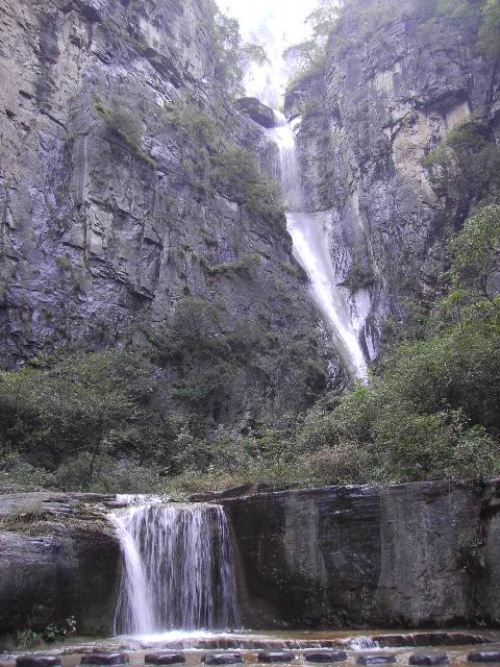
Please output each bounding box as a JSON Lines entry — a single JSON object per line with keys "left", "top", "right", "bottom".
{"left": 285, "top": 0, "right": 500, "bottom": 361}
{"left": 0, "top": 493, "right": 120, "bottom": 634}
{"left": 223, "top": 480, "right": 500, "bottom": 629}
{"left": 0, "top": 0, "right": 337, "bottom": 430}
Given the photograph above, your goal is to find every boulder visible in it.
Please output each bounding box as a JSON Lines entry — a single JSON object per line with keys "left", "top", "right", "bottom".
{"left": 258, "top": 652, "right": 295, "bottom": 663}
{"left": 80, "top": 655, "right": 128, "bottom": 666}
{"left": 234, "top": 98, "right": 276, "bottom": 129}
{"left": 203, "top": 655, "right": 243, "bottom": 665}
{"left": 409, "top": 654, "right": 449, "bottom": 666}
{"left": 356, "top": 656, "right": 396, "bottom": 666}
{"left": 467, "top": 653, "right": 500, "bottom": 663}
{"left": 17, "top": 658, "right": 61, "bottom": 667}
{"left": 145, "top": 653, "right": 186, "bottom": 665}
{"left": 304, "top": 652, "right": 348, "bottom": 663}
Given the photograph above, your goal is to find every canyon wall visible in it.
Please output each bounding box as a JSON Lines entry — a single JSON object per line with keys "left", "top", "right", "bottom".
{"left": 2, "top": 481, "right": 500, "bottom": 635}
{"left": 0, "top": 0, "right": 336, "bottom": 434}
{"left": 286, "top": 0, "right": 500, "bottom": 361}
{"left": 223, "top": 480, "right": 500, "bottom": 629}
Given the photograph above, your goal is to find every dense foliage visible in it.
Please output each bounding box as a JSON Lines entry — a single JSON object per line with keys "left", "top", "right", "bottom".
{"left": 1, "top": 206, "right": 499, "bottom": 493}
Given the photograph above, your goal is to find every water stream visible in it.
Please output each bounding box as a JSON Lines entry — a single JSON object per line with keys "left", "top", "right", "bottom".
{"left": 268, "top": 113, "right": 368, "bottom": 381}
{"left": 109, "top": 501, "right": 239, "bottom": 636}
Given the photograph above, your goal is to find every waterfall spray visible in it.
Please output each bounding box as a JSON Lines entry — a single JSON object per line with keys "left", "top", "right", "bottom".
{"left": 268, "top": 113, "right": 368, "bottom": 381}
{"left": 110, "top": 501, "right": 239, "bottom": 636}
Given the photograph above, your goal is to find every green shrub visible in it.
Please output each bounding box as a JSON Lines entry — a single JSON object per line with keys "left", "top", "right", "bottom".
{"left": 212, "top": 146, "right": 284, "bottom": 222}
{"left": 94, "top": 95, "right": 156, "bottom": 168}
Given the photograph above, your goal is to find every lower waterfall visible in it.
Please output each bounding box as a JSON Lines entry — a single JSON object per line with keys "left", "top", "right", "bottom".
{"left": 109, "top": 501, "right": 239, "bottom": 636}
{"left": 268, "top": 113, "right": 368, "bottom": 381}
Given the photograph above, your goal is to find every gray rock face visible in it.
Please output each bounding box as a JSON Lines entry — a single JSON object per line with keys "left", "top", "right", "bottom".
{"left": 234, "top": 98, "right": 276, "bottom": 129}
{"left": 222, "top": 480, "right": 500, "bottom": 629}
{"left": 285, "top": 0, "right": 500, "bottom": 361}
{"left": 0, "top": 0, "right": 334, "bottom": 430}
{"left": 0, "top": 493, "right": 120, "bottom": 635}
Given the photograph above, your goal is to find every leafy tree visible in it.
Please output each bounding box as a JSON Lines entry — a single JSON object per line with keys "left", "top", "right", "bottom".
{"left": 0, "top": 351, "right": 167, "bottom": 486}
{"left": 449, "top": 204, "right": 500, "bottom": 303}
{"left": 479, "top": 0, "right": 500, "bottom": 60}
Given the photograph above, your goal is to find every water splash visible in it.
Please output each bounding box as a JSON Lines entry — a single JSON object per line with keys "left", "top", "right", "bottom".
{"left": 110, "top": 502, "right": 239, "bottom": 636}
{"left": 268, "top": 113, "right": 368, "bottom": 380}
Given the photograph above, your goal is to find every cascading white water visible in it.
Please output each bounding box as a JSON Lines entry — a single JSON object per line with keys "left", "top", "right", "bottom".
{"left": 268, "top": 113, "right": 368, "bottom": 381}
{"left": 109, "top": 502, "right": 240, "bottom": 636}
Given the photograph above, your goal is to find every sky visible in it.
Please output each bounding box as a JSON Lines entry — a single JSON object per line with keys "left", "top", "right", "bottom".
{"left": 218, "top": 0, "right": 317, "bottom": 107}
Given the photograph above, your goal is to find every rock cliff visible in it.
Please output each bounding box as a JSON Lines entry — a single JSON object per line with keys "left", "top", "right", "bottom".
{"left": 0, "top": 492, "right": 120, "bottom": 635}
{"left": 2, "top": 482, "right": 500, "bottom": 636}
{"left": 285, "top": 0, "right": 500, "bottom": 361}
{"left": 223, "top": 479, "right": 500, "bottom": 629}
{"left": 0, "top": 0, "right": 336, "bottom": 434}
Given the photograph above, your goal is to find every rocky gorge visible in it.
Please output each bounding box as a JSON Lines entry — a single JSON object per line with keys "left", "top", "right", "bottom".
{"left": 1, "top": 480, "right": 500, "bottom": 638}
{"left": 0, "top": 0, "right": 500, "bottom": 650}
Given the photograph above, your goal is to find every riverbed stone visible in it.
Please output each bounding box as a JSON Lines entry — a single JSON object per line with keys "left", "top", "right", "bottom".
{"left": 356, "top": 655, "right": 396, "bottom": 665}
{"left": 17, "top": 657, "right": 61, "bottom": 667}
{"left": 80, "top": 655, "right": 128, "bottom": 666}
{"left": 467, "top": 653, "right": 500, "bottom": 663}
{"left": 145, "top": 653, "right": 186, "bottom": 665}
{"left": 409, "top": 654, "right": 449, "bottom": 665}
{"left": 258, "top": 652, "right": 295, "bottom": 663}
{"left": 304, "top": 651, "right": 348, "bottom": 663}
{"left": 203, "top": 654, "right": 243, "bottom": 665}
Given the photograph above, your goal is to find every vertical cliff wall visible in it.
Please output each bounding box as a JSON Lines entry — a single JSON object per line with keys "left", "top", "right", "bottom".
{"left": 223, "top": 480, "right": 500, "bottom": 629}
{"left": 286, "top": 0, "right": 500, "bottom": 361}
{"left": 0, "top": 0, "right": 338, "bottom": 432}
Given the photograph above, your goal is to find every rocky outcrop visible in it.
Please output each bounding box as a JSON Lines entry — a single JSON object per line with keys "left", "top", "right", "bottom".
{"left": 285, "top": 0, "right": 500, "bottom": 361}
{"left": 0, "top": 0, "right": 336, "bottom": 433}
{"left": 222, "top": 479, "right": 500, "bottom": 629}
{"left": 0, "top": 493, "right": 120, "bottom": 635}
{"left": 234, "top": 98, "right": 276, "bottom": 129}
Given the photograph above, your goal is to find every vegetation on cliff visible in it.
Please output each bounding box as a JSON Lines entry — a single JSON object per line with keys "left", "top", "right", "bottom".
{"left": 1, "top": 0, "right": 500, "bottom": 494}
{"left": 1, "top": 204, "right": 498, "bottom": 493}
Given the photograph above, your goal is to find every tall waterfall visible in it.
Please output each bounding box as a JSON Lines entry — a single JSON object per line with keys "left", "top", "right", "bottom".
{"left": 268, "top": 114, "right": 368, "bottom": 381}
{"left": 109, "top": 502, "right": 239, "bottom": 636}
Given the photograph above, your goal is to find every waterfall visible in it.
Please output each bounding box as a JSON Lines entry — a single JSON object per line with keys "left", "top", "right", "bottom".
{"left": 268, "top": 113, "right": 368, "bottom": 381}
{"left": 109, "top": 501, "right": 239, "bottom": 636}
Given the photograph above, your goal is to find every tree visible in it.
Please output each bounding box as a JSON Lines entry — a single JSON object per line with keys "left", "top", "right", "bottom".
{"left": 449, "top": 204, "right": 500, "bottom": 303}
{"left": 0, "top": 350, "right": 163, "bottom": 486}
{"left": 479, "top": 0, "right": 500, "bottom": 60}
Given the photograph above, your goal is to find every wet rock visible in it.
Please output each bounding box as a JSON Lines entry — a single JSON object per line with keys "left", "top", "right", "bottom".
{"left": 189, "top": 483, "right": 271, "bottom": 503}
{"left": 234, "top": 98, "right": 276, "bottom": 129}
{"left": 304, "top": 651, "right": 348, "bottom": 663}
{"left": 467, "top": 653, "right": 500, "bottom": 663}
{"left": 17, "top": 658, "right": 61, "bottom": 667}
{"left": 80, "top": 655, "right": 128, "bottom": 665}
{"left": 356, "top": 655, "right": 396, "bottom": 665}
{"left": 145, "top": 653, "right": 186, "bottom": 665}
{"left": 203, "top": 654, "right": 243, "bottom": 665}
{"left": 409, "top": 654, "right": 449, "bottom": 665}
{"left": 0, "top": 494, "right": 121, "bottom": 636}
{"left": 223, "top": 480, "right": 500, "bottom": 628}
{"left": 258, "top": 652, "right": 295, "bottom": 663}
